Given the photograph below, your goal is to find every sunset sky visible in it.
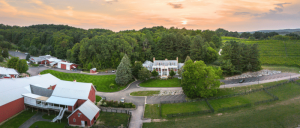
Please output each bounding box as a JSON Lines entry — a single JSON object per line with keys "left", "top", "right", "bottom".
{"left": 0, "top": 0, "right": 300, "bottom": 32}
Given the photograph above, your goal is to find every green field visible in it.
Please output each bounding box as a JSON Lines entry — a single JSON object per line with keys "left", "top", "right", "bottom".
{"left": 96, "top": 95, "right": 102, "bottom": 102}
{"left": 97, "top": 112, "right": 130, "bottom": 127}
{"left": 161, "top": 101, "right": 210, "bottom": 117}
{"left": 139, "top": 79, "right": 181, "bottom": 87}
{"left": 40, "top": 70, "right": 128, "bottom": 92}
{"left": 221, "top": 37, "right": 300, "bottom": 67}
{"left": 143, "top": 82, "right": 300, "bottom": 128}
{"left": 145, "top": 104, "right": 161, "bottom": 119}
{"left": 0, "top": 110, "right": 37, "bottom": 128}
{"left": 130, "top": 91, "right": 160, "bottom": 96}
{"left": 262, "top": 65, "right": 300, "bottom": 73}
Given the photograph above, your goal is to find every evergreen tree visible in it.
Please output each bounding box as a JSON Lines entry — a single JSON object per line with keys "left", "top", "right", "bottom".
{"left": 115, "top": 54, "right": 132, "bottom": 86}
{"left": 138, "top": 67, "right": 151, "bottom": 81}
{"left": 132, "top": 61, "right": 143, "bottom": 79}
{"left": 26, "top": 54, "right": 30, "bottom": 61}
{"left": 2, "top": 48, "right": 9, "bottom": 58}
{"left": 16, "top": 59, "right": 28, "bottom": 73}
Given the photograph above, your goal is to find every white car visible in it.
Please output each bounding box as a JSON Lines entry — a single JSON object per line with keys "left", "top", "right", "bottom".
{"left": 120, "top": 97, "right": 125, "bottom": 103}
{"left": 112, "top": 70, "right": 115, "bottom": 73}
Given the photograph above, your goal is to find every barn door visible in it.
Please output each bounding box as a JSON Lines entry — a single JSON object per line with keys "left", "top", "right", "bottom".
{"left": 81, "top": 121, "right": 85, "bottom": 127}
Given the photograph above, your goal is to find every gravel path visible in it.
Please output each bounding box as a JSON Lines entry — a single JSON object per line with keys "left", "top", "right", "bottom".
{"left": 19, "top": 112, "right": 51, "bottom": 128}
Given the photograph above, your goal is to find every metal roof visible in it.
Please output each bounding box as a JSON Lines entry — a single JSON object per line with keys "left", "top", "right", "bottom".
{"left": 46, "top": 96, "right": 77, "bottom": 106}
{"left": 51, "top": 81, "right": 93, "bottom": 100}
{"left": 30, "top": 84, "right": 53, "bottom": 97}
{"left": 22, "top": 93, "right": 41, "bottom": 99}
{"left": 58, "top": 62, "right": 74, "bottom": 65}
{"left": 0, "top": 67, "right": 18, "bottom": 75}
{"left": 153, "top": 60, "right": 178, "bottom": 66}
{"left": 0, "top": 74, "right": 61, "bottom": 106}
{"left": 67, "top": 100, "right": 100, "bottom": 120}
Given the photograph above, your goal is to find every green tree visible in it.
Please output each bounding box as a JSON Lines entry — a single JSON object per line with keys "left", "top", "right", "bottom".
{"left": 115, "top": 54, "right": 132, "bottom": 86}
{"left": 0, "top": 56, "right": 4, "bottom": 62}
{"left": 7, "top": 57, "right": 19, "bottom": 69}
{"left": 16, "top": 59, "right": 28, "bottom": 73}
{"left": 177, "top": 67, "right": 183, "bottom": 77}
{"left": 169, "top": 70, "right": 175, "bottom": 78}
{"left": 181, "top": 60, "right": 221, "bottom": 98}
{"left": 184, "top": 56, "right": 191, "bottom": 63}
{"left": 132, "top": 61, "right": 143, "bottom": 79}
{"left": 151, "top": 70, "right": 159, "bottom": 78}
{"left": 138, "top": 67, "right": 151, "bottom": 81}
{"left": 26, "top": 54, "right": 30, "bottom": 61}
{"left": 2, "top": 48, "right": 9, "bottom": 58}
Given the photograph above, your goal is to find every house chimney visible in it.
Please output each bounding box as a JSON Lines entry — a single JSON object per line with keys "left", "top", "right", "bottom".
{"left": 176, "top": 57, "right": 178, "bottom": 62}
{"left": 165, "top": 58, "right": 168, "bottom": 60}
{"left": 153, "top": 57, "right": 155, "bottom": 62}
{"left": 74, "top": 80, "right": 76, "bottom": 82}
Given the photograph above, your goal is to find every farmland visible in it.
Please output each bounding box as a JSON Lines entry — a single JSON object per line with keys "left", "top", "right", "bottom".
{"left": 221, "top": 37, "right": 300, "bottom": 67}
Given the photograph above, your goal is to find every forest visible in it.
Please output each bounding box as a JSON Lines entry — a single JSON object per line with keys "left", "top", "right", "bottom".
{"left": 0, "top": 24, "right": 298, "bottom": 70}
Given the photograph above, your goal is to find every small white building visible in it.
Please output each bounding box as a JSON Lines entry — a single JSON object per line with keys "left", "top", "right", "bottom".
{"left": 142, "top": 57, "right": 184, "bottom": 77}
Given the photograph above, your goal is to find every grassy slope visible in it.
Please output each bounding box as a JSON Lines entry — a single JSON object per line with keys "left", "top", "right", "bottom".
{"left": 161, "top": 101, "right": 210, "bottom": 117}
{"left": 97, "top": 112, "right": 130, "bottom": 127}
{"left": 96, "top": 95, "right": 102, "bottom": 102}
{"left": 0, "top": 111, "right": 37, "bottom": 128}
{"left": 40, "top": 70, "right": 127, "bottom": 92}
{"left": 139, "top": 79, "right": 181, "bottom": 87}
{"left": 143, "top": 82, "right": 300, "bottom": 128}
{"left": 221, "top": 36, "right": 300, "bottom": 67}
{"left": 130, "top": 91, "right": 160, "bottom": 96}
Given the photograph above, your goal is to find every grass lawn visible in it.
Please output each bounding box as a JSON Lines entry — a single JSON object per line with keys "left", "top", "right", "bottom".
{"left": 208, "top": 91, "right": 273, "bottom": 111}
{"left": 130, "top": 91, "right": 160, "bottom": 96}
{"left": 40, "top": 70, "right": 129, "bottom": 92}
{"left": 262, "top": 65, "right": 300, "bottom": 73}
{"left": 161, "top": 101, "right": 210, "bottom": 117}
{"left": 0, "top": 110, "right": 37, "bottom": 128}
{"left": 268, "top": 82, "right": 300, "bottom": 101}
{"left": 144, "top": 104, "right": 161, "bottom": 119}
{"left": 97, "top": 112, "right": 130, "bottom": 127}
{"left": 139, "top": 79, "right": 181, "bottom": 87}
{"left": 29, "top": 118, "right": 72, "bottom": 128}
{"left": 96, "top": 95, "right": 102, "bottom": 102}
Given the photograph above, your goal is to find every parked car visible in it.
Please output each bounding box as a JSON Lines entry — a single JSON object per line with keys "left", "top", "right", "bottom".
{"left": 112, "top": 70, "right": 115, "bottom": 73}
{"left": 120, "top": 97, "right": 125, "bottom": 103}
{"left": 239, "top": 79, "right": 245, "bottom": 83}
{"left": 102, "top": 96, "right": 106, "bottom": 101}
{"left": 25, "top": 53, "right": 28, "bottom": 55}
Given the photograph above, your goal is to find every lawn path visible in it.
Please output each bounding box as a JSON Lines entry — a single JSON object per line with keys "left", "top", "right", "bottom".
{"left": 19, "top": 113, "right": 51, "bottom": 128}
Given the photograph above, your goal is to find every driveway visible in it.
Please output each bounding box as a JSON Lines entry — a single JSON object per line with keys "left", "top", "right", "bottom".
{"left": 19, "top": 112, "right": 51, "bottom": 128}
{"left": 9, "top": 51, "right": 27, "bottom": 59}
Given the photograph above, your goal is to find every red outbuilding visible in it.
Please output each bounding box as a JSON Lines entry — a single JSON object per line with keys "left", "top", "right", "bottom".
{"left": 90, "top": 68, "right": 97, "bottom": 73}
{"left": 67, "top": 100, "right": 100, "bottom": 127}
{"left": 57, "top": 62, "right": 78, "bottom": 70}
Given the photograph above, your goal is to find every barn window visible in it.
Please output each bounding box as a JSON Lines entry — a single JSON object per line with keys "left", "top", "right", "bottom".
{"left": 73, "top": 118, "right": 76, "bottom": 122}
{"left": 78, "top": 113, "right": 81, "bottom": 117}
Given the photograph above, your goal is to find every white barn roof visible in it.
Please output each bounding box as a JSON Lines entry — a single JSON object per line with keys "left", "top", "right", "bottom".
{"left": 51, "top": 81, "right": 93, "bottom": 100}
{"left": 68, "top": 100, "right": 100, "bottom": 120}
{"left": 46, "top": 96, "right": 77, "bottom": 106}
{"left": 0, "top": 67, "right": 18, "bottom": 75}
{"left": 58, "top": 62, "right": 74, "bottom": 66}
{"left": 0, "top": 74, "right": 61, "bottom": 106}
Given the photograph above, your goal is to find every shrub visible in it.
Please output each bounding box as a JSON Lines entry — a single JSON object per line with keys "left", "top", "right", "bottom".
{"left": 109, "top": 83, "right": 115, "bottom": 88}
{"left": 118, "top": 102, "right": 125, "bottom": 108}
{"left": 31, "top": 64, "right": 39, "bottom": 67}
{"left": 113, "top": 101, "right": 119, "bottom": 107}
{"left": 0, "top": 56, "right": 3, "bottom": 62}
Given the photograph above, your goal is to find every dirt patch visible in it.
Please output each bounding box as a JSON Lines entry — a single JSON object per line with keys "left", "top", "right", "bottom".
{"left": 217, "top": 113, "right": 223, "bottom": 116}
{"left": 152, "top": 119, "right": 168, "bottom": 122}
{"left": 96, "top": 120, "right": 104, "bottom": 125}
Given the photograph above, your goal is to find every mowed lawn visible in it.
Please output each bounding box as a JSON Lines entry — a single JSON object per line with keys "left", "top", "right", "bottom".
{"left": 97, "top": 112, "right": 130, "bottom": 127}
{"left": 161, "top": 101, "right": 210, "bottom": 117}
{"left": 40, "top": 70, "right": 128, "bottom": 92}
{"left": 139, "top": 79, "right": 181, "bottom": 87}
{"left": 208, "top": 91, "right": 273, "bottom": 111}
{"left": 130, "top": 91, "right": 160, "bottom": 96}
{"left": 145, "top": 104, "right": 161, "bottom": 119}
{"left": 0, "top": 110, "right": 37, "bottom": 128}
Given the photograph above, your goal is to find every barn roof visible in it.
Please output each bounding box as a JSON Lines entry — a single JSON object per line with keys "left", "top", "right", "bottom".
{"left": 0, "top": 74, "right": 60, "bottom": 106}
{"left": 58, "top": 62, "right": 74, "bottom": 65}
{"left": 0, "top": 67, "right": 18, "bottom": 75}
{"left": 51, "top": 81, "right": 93, "bottom": 100}
{"left": 67, "top": 100, "right": 100, "bottom": 120}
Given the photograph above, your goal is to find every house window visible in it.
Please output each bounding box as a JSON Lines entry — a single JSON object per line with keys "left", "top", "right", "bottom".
{"left": 73, "top": 118, "right": 76, "bottom": 122}
{"left": 78, "top": 113, "right": 81, "bottom": 117}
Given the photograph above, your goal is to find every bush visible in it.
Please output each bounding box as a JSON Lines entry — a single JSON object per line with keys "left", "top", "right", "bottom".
{"left": 109, "top": 83, "right": 115, "bottom": 88}
{"left": 113, "top": 101, "right": 119, "bottom": 107}
{"left": 31, "top": 64, "right": 39, "bottom": 67}
{"left": 0, "top": 56, "right": 3, "bottom": 62}
{"left": 118, "top": 102, "right": 125, "bottom": 108}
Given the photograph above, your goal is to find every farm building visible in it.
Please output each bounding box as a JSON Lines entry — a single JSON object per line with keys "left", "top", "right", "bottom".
{"left": 0, "top": 67, "right": 19, "bottom": 79}
{"left": 29, "top": 55, "right": 56, "bottom": 64}
{"left": 0, "top": 74, "right": 99, "bottom": 127}
{"left": 90, "top": 68, "right": 97, "bottom": 73}
{"left": 57, "top": 62, "right": 78, "bottom": 70}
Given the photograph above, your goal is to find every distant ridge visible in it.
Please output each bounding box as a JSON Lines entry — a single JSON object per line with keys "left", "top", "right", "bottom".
{"left": 241, "top": 28, "right": 300, "bottom": 35}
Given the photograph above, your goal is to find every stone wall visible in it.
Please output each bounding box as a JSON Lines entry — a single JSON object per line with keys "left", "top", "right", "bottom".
{"left": 225, "top": 70, "right": 281, "bottom": 80}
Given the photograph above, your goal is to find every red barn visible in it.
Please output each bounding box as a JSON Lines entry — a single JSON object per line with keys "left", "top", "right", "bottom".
{"left": 67, "top": 100, "right": 100, "bottom": 127}
{"left": 0, "top": 67, "right": 19, "bottom": 79}
{"left": 90, "top": 68, "right": 97, "bottom": 73}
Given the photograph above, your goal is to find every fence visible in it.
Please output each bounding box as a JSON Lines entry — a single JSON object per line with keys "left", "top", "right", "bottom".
{"left": 92, "top": 109, "right": 132, "bottom": 128}
{"left": 160, "top": 78, "right": 299, "bottom": 118}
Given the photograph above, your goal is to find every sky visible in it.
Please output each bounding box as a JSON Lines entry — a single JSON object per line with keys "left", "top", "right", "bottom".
{"left": 0, "top": 0, "right": 300, "bottom": 32}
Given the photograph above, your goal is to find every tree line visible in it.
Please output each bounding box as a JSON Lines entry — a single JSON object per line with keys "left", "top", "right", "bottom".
{"left": 0, "top": 24, "right": 223, "bottom": 70}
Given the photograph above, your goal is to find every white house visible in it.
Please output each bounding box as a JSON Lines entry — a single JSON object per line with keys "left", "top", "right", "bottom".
{"left": 142, "top": 57, "right": 184, "bottom": 77}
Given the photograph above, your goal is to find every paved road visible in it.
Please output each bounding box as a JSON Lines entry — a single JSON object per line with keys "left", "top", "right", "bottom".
{"left": 9, "top": 51, "right": 27, "bottom": 59}
{"left": 19, "top": 112, "right": 51, "bottom": 128}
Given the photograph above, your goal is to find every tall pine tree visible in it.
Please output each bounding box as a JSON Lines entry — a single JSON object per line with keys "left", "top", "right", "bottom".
{"left": 115, "top": 54, "right": 132, "bottom": 86}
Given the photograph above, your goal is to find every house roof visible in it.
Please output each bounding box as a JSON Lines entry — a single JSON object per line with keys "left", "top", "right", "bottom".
{"left": 153, "top": 60, "right": 178, "bottom": 66}
{"left": 30, "top": 55, "right": 57, "bottom": 62}
{"left": 22, "top": 93, "right": 49, "bottom": 101}
{"left": 67, "top": 100, "right": 100, "bottom": 120}
{"left": 0, "top": 67, "right": 18, "bottom": 75}
{"left": 46, "top": 96, "right": 77, "bottom": 106}
{"left": 51, "top": 81, "right": 93, "bottom": 100}
{"left": 0, "top": 74, "right": 60, "bottom": 106}
{"left": 58, "top": 62, "right": 74, "bottom": 65}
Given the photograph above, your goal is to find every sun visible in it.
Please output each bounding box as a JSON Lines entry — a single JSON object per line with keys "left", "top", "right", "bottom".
{"left": 181, "top": 21, "right": 187, "bottom": 25}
